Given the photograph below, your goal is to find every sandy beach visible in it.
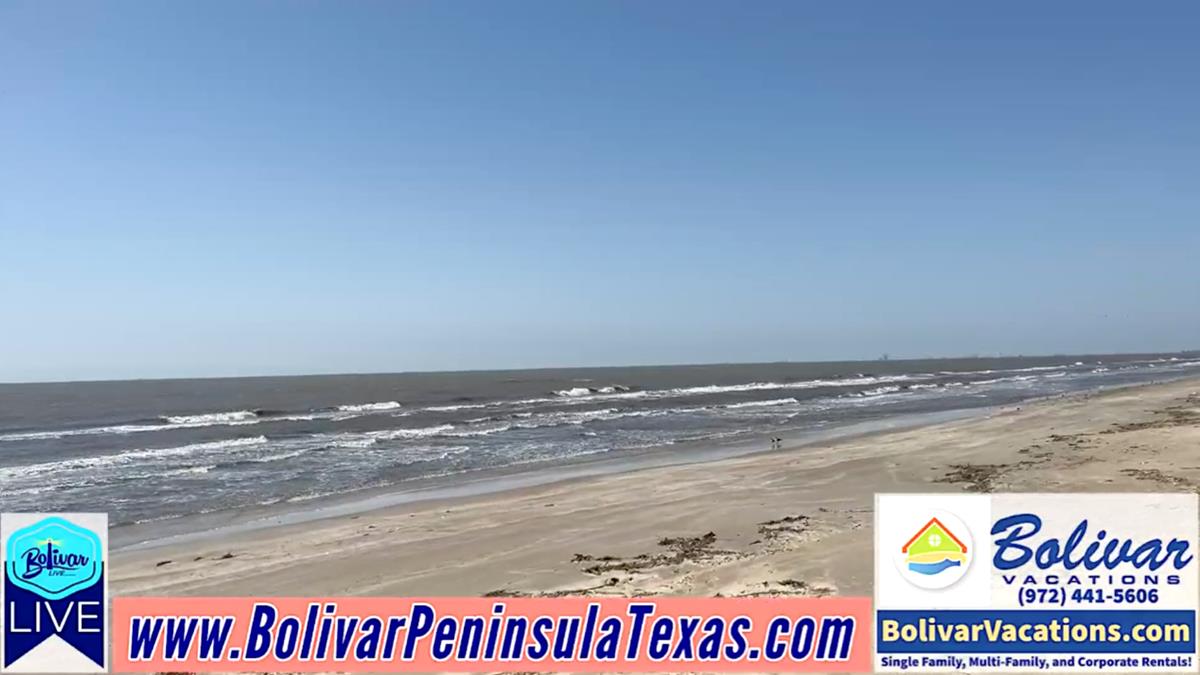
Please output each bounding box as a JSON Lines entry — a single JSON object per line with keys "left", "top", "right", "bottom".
{"left": 111, "top": 377, "right": 1200, "bottom": 600}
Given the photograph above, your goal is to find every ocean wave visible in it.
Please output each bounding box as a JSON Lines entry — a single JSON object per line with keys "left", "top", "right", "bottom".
{"left": 972, "top": 375, "right": 1037, "bottom": 385}
{"left": 336, "top": 401, "right": 402, "bottom": 413}
{"left": 328, "top": 423, "right": 460, "bottom": 448}
{"left": 657, "top": 375, "right": 918, "bottom": 398}
{"left": 939, "top": 364, "right": 1077, "bottom": 377}
{"left": 357, "top": 407, "right": 669, "bottom": 441}
{"left": 513, "top": 407, "right": 647, "bottom": 429}
{"left": 466, "top": 411, "right": 535, "bottom": 424}
{"left": 373, "top": 423, "right": 455, "bottom": 439}
{"left": 321, "top": 433, "right": 376, "bottom": 449}
{"left": 414, "top": 374, "right": 932, "bottom": 413}
{"left": 0, "top": 436, "right": 268, "bottom": 480}
{"left": 214, "top": 447, "right": 313, "bottom": 469}
{"left": 524, "top": 377, "right": 908, "bottom": 408}
{"left": 162, "top": 410, "right": 259, "bottom": 425}
{"left": 554, "top": 385, "right": 632, "bottom": 398}
{"left": 426, "top": 402, "right": 489, "bottom": 412}
{"left": 0, "top": 423, "right": 173, "bottom": 442}
{"left": 723, "top": 397, "right": 800, "bottom": 409}
{"left": 441, "top": 409, "right": 630, "bottom": 438}
{"left": 441, "top": 424, "right": 513, "bottom": 438}
{"left": 0, "top": 409, "right": 307, "bottom": 442}
{"left": 0, "top": 402, "right": 387, "bottom": 443}
{"left": 161, "top": 465, "right": 215, "bottom": 477}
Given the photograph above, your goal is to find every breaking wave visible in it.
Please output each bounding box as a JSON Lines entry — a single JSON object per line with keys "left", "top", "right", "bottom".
{"left": 554, "top": 385, "right": 633, "bottom": 398}
{"left": 425, "top": 402, "right": 489, "bottom": 412}
{"left": 723, "top": 398, "right": 800, "bottom": 409}
{"left": 336, "top": 401, "right": 402, "bottom": 413}
{"left": 0, "top": 436, "right": 268, "bottom": 480}
{"left": 162, "top": 410, "right": 259, "bottom": 425}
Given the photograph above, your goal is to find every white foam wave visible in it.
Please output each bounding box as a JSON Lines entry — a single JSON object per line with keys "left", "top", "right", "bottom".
{"left": 940, "top": 364, "right": 1075, "bottom": 377}
{"left": 404, "top": 407, "right": 678, "bottom": 439}
{"left": 276, "top": 413, "right": 329, "bottom": 422}
{"left": 442, "top": 409, "right": 631, "bottom": 437}
{"left": 333, "top": 424, "right": 459, "bottom": 447}
{"left": 426, "top": 403, "right": 489, "bottom": 412}
{"left": 659, "top": 375, "right": 916, "bottom": 398}
{"left": 234, "top": 448, "right": 311, "bottom": 464}
{"left": 441, "top": 423, "right": 514, "bottom": 438}
{"left": 723, "top": 398, "right": 800, "bottom": 409}
{"left": 0, "top": 436, "right": 268, "bottom": 480}
{"left": 554, "top": 385, "right": 631, "bottom": 398}
{"left": 415, "top": 373, "right": 934, "bottom": 413}
{"left": 973, "top": 375, "right": 1037, "bottom": 385}
{"left": 163, "top": 410, "right": 258, "bottom": 425}
{"left": 374, "top": 424, "right": 454, "bottom": 439}
{"left": 162, "top": 465, "right": 215, "bottom": 476}
{"left": 0, "top": 423, "right": 169, "bottom": 442}
{"left": 336, "top": 401, "right": 402, "bottom": 413}
{"left": 330, "top": 436, "right": 378, "bottom": 449}
{"left": 0, "top": 407, "right": 315, "bottom": 442}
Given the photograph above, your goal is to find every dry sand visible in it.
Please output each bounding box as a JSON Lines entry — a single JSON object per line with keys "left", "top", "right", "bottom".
{"left": 112, "top": 377, "right": 1200, "bottom": 600}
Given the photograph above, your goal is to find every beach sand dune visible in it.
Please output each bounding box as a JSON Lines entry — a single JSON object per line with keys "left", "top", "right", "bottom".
{"left": 113, "top": 378, "right": 1200, "bottom": 600}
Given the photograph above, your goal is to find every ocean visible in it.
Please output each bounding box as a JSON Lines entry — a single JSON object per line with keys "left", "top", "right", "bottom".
{"left": 1, "top": 353, "right": 1198, "bottom": 544}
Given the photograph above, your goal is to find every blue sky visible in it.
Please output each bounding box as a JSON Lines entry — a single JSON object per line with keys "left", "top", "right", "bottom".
{"left": 2, "top": 1, "right": 1197, "bottom": 382}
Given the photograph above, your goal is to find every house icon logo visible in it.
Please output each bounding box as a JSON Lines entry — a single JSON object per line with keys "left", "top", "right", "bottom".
{"left": 894, "top": 511, "right": 973, "bottom": 589}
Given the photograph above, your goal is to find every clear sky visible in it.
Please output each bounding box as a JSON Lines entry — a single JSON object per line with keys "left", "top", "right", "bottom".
{"left": 2, "top": 1, "right": 1197, "bottom": 382}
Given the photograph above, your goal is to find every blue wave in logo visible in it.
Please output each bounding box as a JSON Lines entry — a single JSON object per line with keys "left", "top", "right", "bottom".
{"left": 908, "top": 558, "right": 961, "bottom": 575}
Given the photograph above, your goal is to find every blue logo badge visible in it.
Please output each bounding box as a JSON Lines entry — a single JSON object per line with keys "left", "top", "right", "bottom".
{"left": 4, "top": 513, "right": 108, "bottom": 671}
{"left": 5, "top": 516, "right": 103, "bottom": 600}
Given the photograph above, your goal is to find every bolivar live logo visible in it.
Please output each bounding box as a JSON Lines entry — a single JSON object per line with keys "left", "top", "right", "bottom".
{"left": 2, "top": 513, "right": 108, "bottom": 673}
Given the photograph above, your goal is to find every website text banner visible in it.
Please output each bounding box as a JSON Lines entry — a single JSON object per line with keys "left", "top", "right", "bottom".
{"left": 112, "top": 596, "right": 871, "bottom": 672}
{"left": 875, "top": 493, "right": 1199, "bottom": 672}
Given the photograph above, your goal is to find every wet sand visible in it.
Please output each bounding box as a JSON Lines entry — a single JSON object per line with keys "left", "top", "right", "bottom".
{"left": 112, "top": 377, "right": 1200, "bottom": 599}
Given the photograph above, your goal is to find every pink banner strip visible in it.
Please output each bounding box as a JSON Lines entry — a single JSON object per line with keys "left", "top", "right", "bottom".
{"left": 113, "top": 596, "right": 872, "bottom": 672}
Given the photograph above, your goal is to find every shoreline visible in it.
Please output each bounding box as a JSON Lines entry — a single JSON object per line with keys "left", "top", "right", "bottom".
{"left": 112, "top": 376, "right": 1200, "bottom": 598}
{"left": 110, "top": 375, "right": 1186, "bottom": 552}
{"left": 112, "top": 405, "right": 984, "bottom": 551}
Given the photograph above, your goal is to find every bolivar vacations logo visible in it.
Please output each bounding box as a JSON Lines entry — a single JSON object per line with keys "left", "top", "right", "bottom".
{"left": 894, "top": 512, "right": 973, "bottom": 590}
{"left": 2, "top": 513, "right": 108, "bottom": 673}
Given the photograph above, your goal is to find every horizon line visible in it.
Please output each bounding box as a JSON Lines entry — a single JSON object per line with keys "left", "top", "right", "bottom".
{"left": 3, "top": 348, "right": 1197, "bottom": 387}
